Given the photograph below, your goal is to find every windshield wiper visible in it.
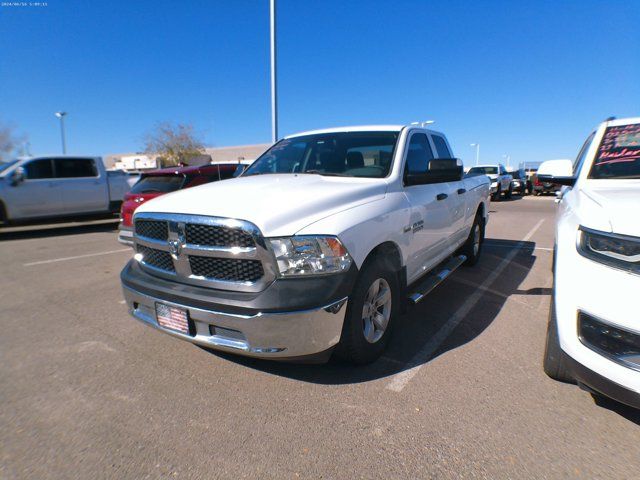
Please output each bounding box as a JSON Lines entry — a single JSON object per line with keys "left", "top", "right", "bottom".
{"left": 303, "top": 170, "right": 347, "bottom": 177}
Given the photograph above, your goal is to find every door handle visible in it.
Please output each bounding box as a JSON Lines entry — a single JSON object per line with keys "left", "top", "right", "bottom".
{"left": 457, "top": 188, "right": 466, "bottom": 195}
{"left": 436, "top": 193, "right": 448, "bottom": 201}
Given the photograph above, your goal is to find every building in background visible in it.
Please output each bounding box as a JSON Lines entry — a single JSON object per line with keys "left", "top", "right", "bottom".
{"left": 104, "top": 143, "right": 271, "bottom": 172}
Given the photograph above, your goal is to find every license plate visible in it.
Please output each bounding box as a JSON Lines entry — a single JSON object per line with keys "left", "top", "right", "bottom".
{"left": 155, "top": 303, "right": 189, "bottom": 334}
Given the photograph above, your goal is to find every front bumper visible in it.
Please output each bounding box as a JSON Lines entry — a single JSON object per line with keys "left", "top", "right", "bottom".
{"left": 123, "top": 285, "right": 348, "bottom": 359}
{"left": 118, "top": 226, "right": 134, "bottom": 246}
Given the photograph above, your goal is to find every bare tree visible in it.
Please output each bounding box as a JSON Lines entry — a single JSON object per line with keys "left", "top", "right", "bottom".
{"left": 0, "top": 122, "right": 26, "bottom": 161}
{"left": 143, "top": 122, "right": 205, "bottom": 167}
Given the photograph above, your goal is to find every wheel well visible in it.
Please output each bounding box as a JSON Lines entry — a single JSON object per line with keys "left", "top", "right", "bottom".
{"left": 361, "top": 241, "right": 403, "bottom": 273}
{"left": 476, "top": 201, "right": 485, "bottom": 220}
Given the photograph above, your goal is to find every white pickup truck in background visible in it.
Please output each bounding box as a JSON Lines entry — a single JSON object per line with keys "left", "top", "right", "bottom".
{"left": 120, "top": 125, "right": 490, "bottom": 364}
{"left": 467, "top": 164, "right": 513, "bottom": 200}
{"left": 0, "top": 156, "right": 130, "bottom": 223}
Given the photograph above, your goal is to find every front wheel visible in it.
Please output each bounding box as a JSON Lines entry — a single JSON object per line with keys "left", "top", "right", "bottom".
{"left": 335, "top": 258, "right": 399, "bottom": 364}
{"left": 543, "top": 295, "right": 574, "bottom": 383}
{"left": 491, "top": 186, "right": 501, "bottom": 201}
{"left": 505, "top": 184, "right": 513, "bottom": 199}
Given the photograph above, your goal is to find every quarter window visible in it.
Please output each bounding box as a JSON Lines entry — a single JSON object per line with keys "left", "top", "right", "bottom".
{"left": 24, "top": 159, "right": 54, "bottom": 179}
{"left": 54, "top": 158, "right": 98, "bottom": 178}
{"left": 404, "top": 133, "right": 435, "bottom": 174}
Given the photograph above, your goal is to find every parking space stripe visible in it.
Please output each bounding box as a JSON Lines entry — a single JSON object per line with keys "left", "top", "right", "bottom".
{"left": 385, "top": 219, "right": 545, "bottom": 393}
{"left": 23, "top": 248, "right": 131, "bottom": 266}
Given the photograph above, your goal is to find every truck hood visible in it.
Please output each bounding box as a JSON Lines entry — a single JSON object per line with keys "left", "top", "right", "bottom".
{"left": 578, "top": 180, "right": 640, "bottom": 237}
{"left": 135, "top": 173, "right": 388, "bottom": 237}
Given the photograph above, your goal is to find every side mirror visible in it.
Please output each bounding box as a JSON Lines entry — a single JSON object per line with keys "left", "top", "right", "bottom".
{"left": 537, "top": 159, "right": 575, "bottom": 186}
{"left": 405, "top": 158, "right": 463, "bottom": 186}
{"left": 9, "top": 167, "right": 25, "bottom": 186}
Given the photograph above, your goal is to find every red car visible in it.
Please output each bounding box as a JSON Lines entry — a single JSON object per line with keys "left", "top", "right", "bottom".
{"left": 118, "top": 163, "right": 239, "bottom": 245}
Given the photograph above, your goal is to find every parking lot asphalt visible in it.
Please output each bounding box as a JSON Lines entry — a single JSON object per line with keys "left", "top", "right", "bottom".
{"left": 1, "top": 195, "right": 639, "bottom": 479}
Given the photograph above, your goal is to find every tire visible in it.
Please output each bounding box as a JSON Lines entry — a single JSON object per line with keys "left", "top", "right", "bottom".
{"left": 505, "top": 184, "right": 513, "bottom": 199}
{"left": 335, "top": 258, "right": 399, "bottom": 364}
{"left": 543, "top": 295, "right": 574, "bottom": 383}
{"left": 461, "top": 212, "right": 484, "bottom": 266}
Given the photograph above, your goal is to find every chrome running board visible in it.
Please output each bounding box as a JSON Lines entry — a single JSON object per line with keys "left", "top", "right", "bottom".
{"left": 408, "top": 255, "right": 466, "bottom": 304}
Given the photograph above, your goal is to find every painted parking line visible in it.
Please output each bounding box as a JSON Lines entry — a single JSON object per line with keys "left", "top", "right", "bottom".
{"left": 24, "top": 248, "right": 131, "bottom": 266}
{"left": 385, "top": 218, "right": 545, "bottom": 393}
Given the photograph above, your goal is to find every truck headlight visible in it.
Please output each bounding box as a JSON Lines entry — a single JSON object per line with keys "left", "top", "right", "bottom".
{"left": 269, "top": 236, "right": 352, "bottom": 276}
{"left": 578, "top": 227, "right": 640, "bottom": 273}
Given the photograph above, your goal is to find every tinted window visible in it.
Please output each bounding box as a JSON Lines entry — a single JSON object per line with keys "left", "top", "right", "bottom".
{"left": 589, "top": 125, "right": 640, "bottom": 179}
{"left": 54, "top": 158, "right": 97, "bottom": 178}
{"left": 25, "top": 159, "right": 54, "bottom": 179}
{"left": 130, "top": 175, "right": 185, "bottom": 193}
{"left": 244, "top": 132, "right": 399, "bottom": 178}
{"left": 431, "top": 135, "right": 452, "bottom": 158}
{"left": 404, "top": 133, "right": 435, "bottom": 174}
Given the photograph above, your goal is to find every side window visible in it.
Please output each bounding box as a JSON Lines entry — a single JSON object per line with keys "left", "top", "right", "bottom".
{"left": 431, "top": 135, "right": 452, "bottom": 158}
{"left": 404, "top": 133, "right": 435, "bottom": 174}
{"left": 573, "top": 132, "right": 595, "bottom": 177}
{"left": 54, "top": 158, "right": 98, "bottom": 178}
{"left": 24, "top": 159, "right": 54, "bottom": 179}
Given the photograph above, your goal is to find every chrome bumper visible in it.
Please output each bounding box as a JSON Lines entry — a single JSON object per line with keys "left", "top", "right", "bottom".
{"left": 122, "top": 285, "right": 348, "bottom": 359}
{"left": 118, "top": 227, "right": 134, "bottom": 247}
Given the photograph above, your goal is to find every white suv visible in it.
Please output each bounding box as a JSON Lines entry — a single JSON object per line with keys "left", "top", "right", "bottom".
{"left": 541, "top": 117, "right": 640, "bottom": 408}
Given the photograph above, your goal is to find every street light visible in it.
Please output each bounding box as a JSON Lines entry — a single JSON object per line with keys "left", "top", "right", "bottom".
{"left": 270, "top": 0, "right": 278, "bottom": 143}
{"left": 55, "top": 111, "right": 67, "bottom": 154}
{"left": 470, "top": 143, "right": 480, "bottom": 165}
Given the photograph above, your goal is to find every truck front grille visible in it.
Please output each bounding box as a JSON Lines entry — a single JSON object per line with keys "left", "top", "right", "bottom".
{"left": 136, "top": 220, "right": 168, "bottom": 241}
{"left": 132, "top": 213, "right": 275, "bottom": 292}
{"left": 137, "top": 245, "right": 175, "bottom": 272}
{"left": 189, "top": 256, "right": 264, "bottom": 282}
{"left": 185, "top": 223, "right": 255, "bottom": 248}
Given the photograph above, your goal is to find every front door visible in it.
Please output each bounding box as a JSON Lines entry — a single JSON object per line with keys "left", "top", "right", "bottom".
{"left": 5, "top": 158, "right": 64, "bottom": 219}
{"left": 402, "top": 132, "right": 453, "bottom": 284}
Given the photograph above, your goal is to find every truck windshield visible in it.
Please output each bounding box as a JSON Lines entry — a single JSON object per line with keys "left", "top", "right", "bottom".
{"left": 243, "top": 131, "right": 399, "bottom": 178}
{"left": 130, "top": 175, "right": 185, "bottom": 193}
{"left": 468, "top": 166, "right": 498, "bottom": 175}
{"left": 589, "top": 124, "right": 640, "bottom": 179}
{"left": 0, "top": 160, "right": 18, "bottom": 174}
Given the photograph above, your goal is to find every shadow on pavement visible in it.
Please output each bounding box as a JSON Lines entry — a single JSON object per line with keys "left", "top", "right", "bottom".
{"left": 200, "top": 238, "right": 538, "bottom": 385}
{"left": 591, "top": 394, "right": 640, "bottom": 426}
{"left": 0, "top": 218, "right": 118, "bottom": 241}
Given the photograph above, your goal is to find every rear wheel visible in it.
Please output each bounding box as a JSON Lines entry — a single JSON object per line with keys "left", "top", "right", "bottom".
{"left": 505, "top": 184, "right": 513, "bottom": 199}
{"left": 491, "top": 185, "right": 501, "bottom": 201}
{"left": 335, "top": 258, "right": 399, "bottom": 364}
{"left": 543, "top": 295, "right": 574, "bottom": 383}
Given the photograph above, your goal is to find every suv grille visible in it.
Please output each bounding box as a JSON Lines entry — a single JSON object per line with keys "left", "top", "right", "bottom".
{"left": 137, "top": 245, "right": 175, "bottom": 272}
{"left": 136, "top": 220, "right": 168, "bottom": 241}
{"left": 185, "top": 224, "right": 255, "bottom": 248}
{"left": 189, "top": 256, "right": 264, "bottom": 282}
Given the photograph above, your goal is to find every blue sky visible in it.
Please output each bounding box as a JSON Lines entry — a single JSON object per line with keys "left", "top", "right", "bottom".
{"left": 1, "top": 0, "right": 639, "bottom": 167}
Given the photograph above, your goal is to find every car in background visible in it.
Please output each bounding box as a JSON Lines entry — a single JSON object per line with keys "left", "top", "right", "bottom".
{"left": 542, "top": 117, "right": 640, "bottom": 409}
{"left": 508, "top": 167, "right": 527, "bottom": 196}
{"left": 0, "top": 156, "right": 129, "bottom": 224}
{"left": 467, "top": 164, "right": 512, "bottom": 200}
{"left": 524, "top": 167, "right": 538, "bottom": 194}
{"left": 108, "top": 169, "right": 140, "bottom": 189}
{"left": 118, "top": 163, "right": 239, "bottom": 245}
{"left": 531, "top": 163, "right": 568, "bottom": 195}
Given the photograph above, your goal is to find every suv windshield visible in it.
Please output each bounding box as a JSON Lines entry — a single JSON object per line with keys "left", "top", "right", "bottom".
{"left": 243, "top": 131, "right": 399, "bottom": 178}
{"left": 589, "top": 124, "right": 640, "bottom": 179}
{"left": 468, "top": 166, "right": 498, "bottom": 175}
{"left": 130, "top": 175, "right": 185, "bottom": 194}
{"left": 0, "top": 160, "right": 18, "bottom": 174}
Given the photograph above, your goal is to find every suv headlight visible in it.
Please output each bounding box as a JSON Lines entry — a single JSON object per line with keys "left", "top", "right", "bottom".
{"left": 578, "top": 227, "right": 640, "bottom": 273}
{"left": 269, "top": 236, "right": 352, "bottom": 276}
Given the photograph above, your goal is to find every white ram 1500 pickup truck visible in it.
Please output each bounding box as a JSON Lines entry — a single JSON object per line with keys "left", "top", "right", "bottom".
{"left": 541, "top": 117, "right": 640, "bottom": 408}
{"left": 120, "top": 126, "right": 490, "bottom": 363}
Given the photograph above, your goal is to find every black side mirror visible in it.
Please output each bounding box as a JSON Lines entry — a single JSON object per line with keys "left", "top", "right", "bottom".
{"left": 10, "top": 167, "right": 25, "bottom": 187}
{"left": 405, "top": 158, "right": 463, "bottom": 186}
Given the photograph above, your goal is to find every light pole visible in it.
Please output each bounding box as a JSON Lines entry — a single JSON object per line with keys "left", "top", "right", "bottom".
{"left": 55, "top": 111, "right": 67, "bottom": 154}
{"left": 470, "top": 143, "right": 480, "bottom": 165}
{"left": 502, "top": 154, "right": 511, "bottom": 169}
{"left": 270, "top": 0, "right": 278, "bottom": 143}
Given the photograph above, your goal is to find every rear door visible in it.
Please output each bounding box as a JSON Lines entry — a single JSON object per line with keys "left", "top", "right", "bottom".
{"left": 54, "top": 157, "right": 108, "bottom": 214}
{"left": 5, "top": 158, "right": 64, "bottom": 219}
{"left": 402, "top": 132, "right": 454, "bottom": 284}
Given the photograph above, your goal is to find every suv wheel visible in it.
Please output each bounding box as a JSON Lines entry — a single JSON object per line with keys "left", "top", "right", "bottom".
{"left": 335, "top": 258, "right": 399, "bottom": 364}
